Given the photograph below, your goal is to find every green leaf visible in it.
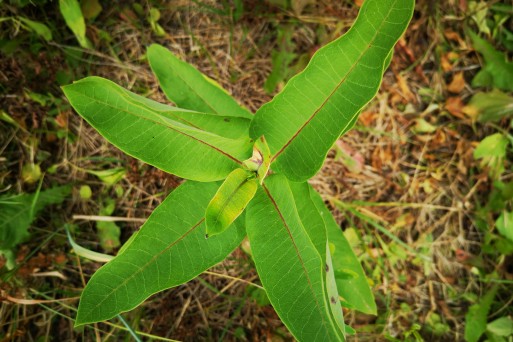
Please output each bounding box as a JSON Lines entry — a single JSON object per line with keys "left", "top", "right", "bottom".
{"left": 487, "top": 317, "right": 513, "bottom": 337}
{"left": 96, "top": 221, "right": 121, "bottom": 252}
{"left": 148, "top": 8, "right": 166, "bottom": 36}
{"left": 87, "top": 167, "right": 126, "bottom": 185}
{"left": 66, "top": 228, "right": 114, "bottom": 263}
{"left": 0, "top": 186, "right": 70, "bottom": 268}
{"left": 465, "top": 286, "right": 499, "bottom": 342}
{"left": 249, "top": 0, "right": 414, "bottom": 181}
{"left": 147, "top": 44, "right": 253, "bottom": 119}
{"left": 59, "top": 0, "right": 90, "bottom": 48}
{"left": 289, "top": 182, "right": 327, "bottom": 260}
{"left": 470, "top": 31, "right": 513, "bottom": 91}
{"left": 205, "top": 168, "right": 257, "bottom": 237}
{"left": 324, "top": 242, "right": 346, "bottom": 335}
{"left": 474, "top": 133, "right": 509, "bottom": 159}
{"left": 62, "top": 76, "right": 253, "bottom": 182}
{"left": 122, "top": 90, "right": 250, "bottom": 139}
{"left": 80, "top": 0, "right": 102, "bottom": 20}
{"left": 18, "top": 17, "right": 53, "bottom": 41}
{"left": 466, "top": 90, "right": 513, "bottom": 123}
{"left": 309, "top": 188, "right": 377, "bottom": 315}
{"left": 75, "top": 181, "right": 246, "bottom": 326}
{"left": 288, "top": 181, "right": 346, "bottom": 335}
{"left": 496, "top": 211, "right": 513, "bottom": 243}
{"left": 246, "top": 175, "right": 344, "bottom": 341}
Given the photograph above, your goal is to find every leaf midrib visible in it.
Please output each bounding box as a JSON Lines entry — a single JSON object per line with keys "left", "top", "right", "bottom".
{"left": 271, "top": 1, "right": 398, "bottom": 162}
{"left": 71, "top": 90, "right": 244, "bottom": 165}
{"left": 261, "top": 184, "right": 333, "bottom": 339}
{"left": 80, "top": 218, "right": 205, "bottom": 322}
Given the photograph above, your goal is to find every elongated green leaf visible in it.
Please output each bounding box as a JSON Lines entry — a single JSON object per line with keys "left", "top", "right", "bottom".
{"left": 59, "top": 0, "right": 89, "bottom": 48}
{"left": 469, "top": 31, "right": 513, "bottom": 91}
{"left": 310, "top": 188, "right": 377, "bottom": 315}
{"left": 75, "top": 181, "right": 246, "bottom": 326}
{"left": 468, "top": 90, "right": 513, "bottom": 123}
{"left": 18, "top": 17, "right": 53, "bottom": 41}
{"left": 66, "top": 228, "right": 114, "bottom": 263}
{"left": 249, "top": 0, "right": 414, "bottom": 181}
{"left": 289, "top": 181, "right": 346, "bottom": 336}
{"left": 63, "top": 77, "right": 253, "bottom": 182}
{"left": 246, "top": 175, "right": 344, "bottom": 341}
{"left": 465, "top": 286, "right": 499, "bottom": 342}
{"left": 0, "top": 186, "right": 70, "bottom": 269}
{"left": 206, "top": 168, "right": 257, "bottom": 237}
{"left": 147, "top": 44, "right": 253, "bottom": 119}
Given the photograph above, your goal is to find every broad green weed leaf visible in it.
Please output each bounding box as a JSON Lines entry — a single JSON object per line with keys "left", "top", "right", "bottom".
{"left": 75, "top": 181, "right": 246, "bottom": 326}
{"left": 465, "top": 286, "right": 498, "bottom": 342}
{"left": 470, "top": 31, "right": 513, "bottom": 91}
{"left": 246, "top": 175, "right": 344, "bottom": 341}
{"left": 63, "top": 77, "right": 253, "bottom": 182}
{"left": 59, "top": 0, "right": 90, "bottom": 48}
{"left": 249, "top": 0, "right": 414, "bottom": 181}
{"left": 496, "top": 211, "right": 513, "bottom": 242}
{"left": 0, "top": 186, "right": 70, "bottom": 268}
{"left": 324, "top": 242, "right": 346, "bottom": 335}
{"left": 487, "top": 317, "right": 513, "bottom": 337}
{"left": 310, "top": 188, "right": 377, "bottom": 315}
{"left": 18, "top": 17, "right": 52, "bottom": 41}
{"left": 206, "top": 168, "right": 257, "bottom": 237}
{"left": 147, "top": 44, "right": 253, "bottom": 119}
{"left": 466, "top": 90, "right": 513, "bottom": 123}
{"left": 474, "top": 133, "right": 509, "bottom": 159}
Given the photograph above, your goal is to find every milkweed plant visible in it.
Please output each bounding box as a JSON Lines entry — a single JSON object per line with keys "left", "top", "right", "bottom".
{"left": 63, "top": 1, "right": 414, "bottom": 340}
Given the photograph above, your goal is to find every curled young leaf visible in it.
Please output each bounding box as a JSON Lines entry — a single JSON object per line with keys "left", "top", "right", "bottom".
{"left": 206, "top": 168, "right": 258, "bottom": 237}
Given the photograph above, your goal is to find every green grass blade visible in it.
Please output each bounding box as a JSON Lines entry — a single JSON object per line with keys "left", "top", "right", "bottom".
{"left": 249, "top": 0, "right": 414, "bottom": 181}
{"left": 75, "top": 181, "right": 246, "bottom": 326}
